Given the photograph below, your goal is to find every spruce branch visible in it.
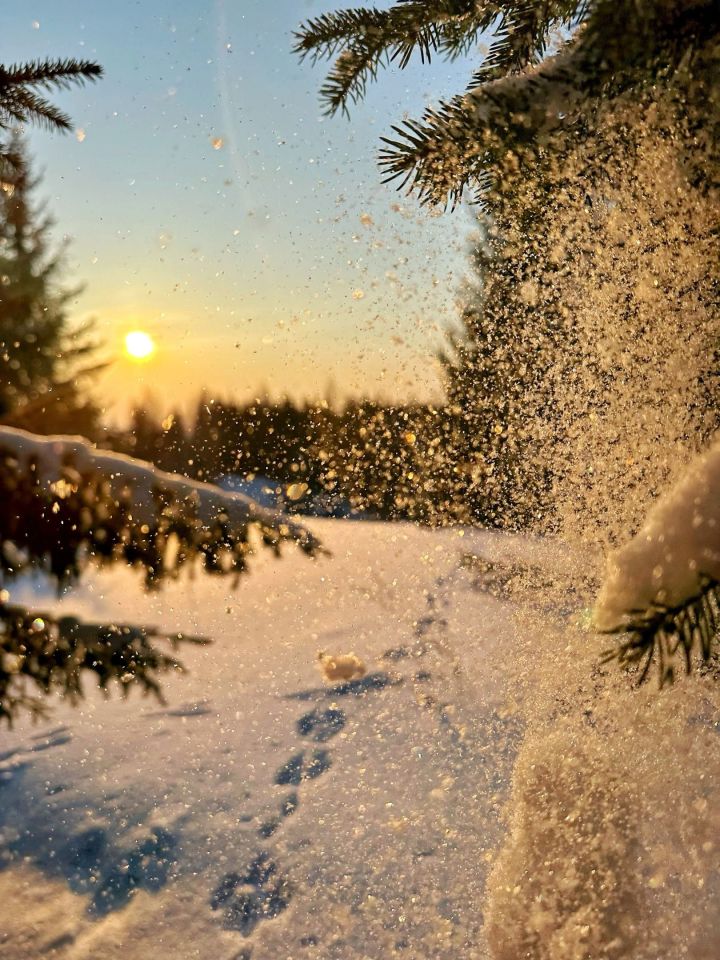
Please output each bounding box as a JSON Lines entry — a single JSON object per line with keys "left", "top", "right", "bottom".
{"left": 0, "top": 88, "right": 73, "bottom": 131}
{"left": 296, "top": 0, "right": 588, "bottom": 190}
{"left": 600, "top": 578, "right": 720, "bottom": 687}
{"left": 0, "top": 58, "right": 102, "bottom": 136}
{"left": 379, "top": 100, "right": 498, "bottom": 207}
{"left": 471, "top": 1, "right": 555, "bottom": 83}
{"left": 295, "top": 1, "right": 486, "bottom": 116}
{"left": 0, "top": 598, "right": 208, "bottom": 726}
{"left": 0, "top": 426, "right": 322, "bottom": 590}
{"left": 595, "top": 438, "right": 720, "bottom": 688}
{"left": 293, "top": 8, "right": 389, "bottom": 63}
{"left": 0, "top": 58, "right": 102, "bottom": 91}
{"left": 297, "top": 0, "right": 718, "bottom": 204}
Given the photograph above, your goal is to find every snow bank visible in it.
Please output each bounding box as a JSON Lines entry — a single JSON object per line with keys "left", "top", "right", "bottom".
{"left": 594, "top": 436, "right": 720, "bottom": 631}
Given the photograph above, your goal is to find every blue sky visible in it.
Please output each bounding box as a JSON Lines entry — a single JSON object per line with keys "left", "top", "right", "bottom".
{"left": 7, "top": 0, "right": 477, "bottom": 417}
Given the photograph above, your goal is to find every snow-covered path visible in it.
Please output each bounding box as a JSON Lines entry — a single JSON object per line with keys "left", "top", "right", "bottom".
{"left": 0, "top": 520, "right": 550, "bottom": 959}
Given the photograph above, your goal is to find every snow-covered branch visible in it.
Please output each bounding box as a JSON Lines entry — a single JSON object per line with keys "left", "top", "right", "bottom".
{"left": 595, "top": 436, "right": 720, "bottom": 682}
{"left": 0, "top": 426, "right": 323, "bottom": 722}
{"left": 0, "top": 425, "right": 322, "bottom": 587}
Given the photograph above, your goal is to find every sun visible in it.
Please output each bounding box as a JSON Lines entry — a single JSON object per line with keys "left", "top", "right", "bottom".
{"left": 124, "top": 330, "right": 155, "bottom": 360}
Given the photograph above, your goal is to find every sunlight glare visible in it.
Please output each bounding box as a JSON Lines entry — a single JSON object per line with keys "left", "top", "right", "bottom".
{"left": 124, "top": 330, "right": 155, "bottom": 360}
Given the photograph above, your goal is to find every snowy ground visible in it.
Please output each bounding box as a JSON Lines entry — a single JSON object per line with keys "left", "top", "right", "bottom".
{"left": 1, "top": 519, "right": 718, "bottom": 959}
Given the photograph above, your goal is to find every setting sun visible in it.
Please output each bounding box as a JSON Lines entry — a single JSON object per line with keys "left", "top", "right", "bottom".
{"left": 124, "top": 330, "right": 155, "bottom": 360}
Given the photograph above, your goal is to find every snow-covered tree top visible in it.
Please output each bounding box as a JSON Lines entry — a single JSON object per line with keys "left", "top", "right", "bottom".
{"left": 594, "top": 437, "right": 720, "bottom": 632}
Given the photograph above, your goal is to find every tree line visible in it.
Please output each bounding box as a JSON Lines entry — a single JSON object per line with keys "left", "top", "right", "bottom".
{"left": 105, "top": 388, "right": 517, "bottom": 527}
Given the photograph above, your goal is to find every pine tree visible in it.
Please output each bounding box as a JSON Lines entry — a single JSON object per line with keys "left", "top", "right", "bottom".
{"left": 0, "top": 135, "right": 103, "bottom": 433}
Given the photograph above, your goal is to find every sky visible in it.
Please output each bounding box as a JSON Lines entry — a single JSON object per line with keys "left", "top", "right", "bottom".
{"left": 7, "top": 0, "right": 478, "bottom": 419}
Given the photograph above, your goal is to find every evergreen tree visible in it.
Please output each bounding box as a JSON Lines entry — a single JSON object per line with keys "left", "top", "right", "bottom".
{"left": 0, "top": 54, "right": 104, "bottom": 430}
{"left": 0, "top": 136, "right": 103, "bottom": 433}
{"left": 297, "top": 0, "right": 720, "bottom": 673}
{"left": 437, "top": 221, "right": 555, "bottom": 529}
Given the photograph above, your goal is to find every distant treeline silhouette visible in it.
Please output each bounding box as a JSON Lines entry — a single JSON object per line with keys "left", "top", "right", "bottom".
{"left": 106, "top": 393, "right": 485, "bottom": 525}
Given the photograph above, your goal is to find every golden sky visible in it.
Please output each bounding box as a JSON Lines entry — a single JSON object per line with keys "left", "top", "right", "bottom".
{"left": 12, "top": 0, "right": 476, "bottom": 419}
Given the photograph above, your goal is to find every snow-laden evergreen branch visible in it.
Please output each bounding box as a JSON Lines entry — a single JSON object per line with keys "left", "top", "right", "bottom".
{"left": 380, "top": 0, "right": 718, "bottom": 205}
{"left": 0, "top": 426, "right": 322, "bottom": 587}
{"left": 0, "top": 427, "right": 322, "bottom": 722}
{"left": 297, "top": 0, "right": 718, "bottom": 205}
{"left": 595, "top": 437, "right": 720, "bottom": 684}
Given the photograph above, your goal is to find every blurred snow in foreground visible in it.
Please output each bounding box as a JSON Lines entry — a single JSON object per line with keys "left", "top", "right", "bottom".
{"left": 1, "top": 519, "right": 718, "bottom": 959}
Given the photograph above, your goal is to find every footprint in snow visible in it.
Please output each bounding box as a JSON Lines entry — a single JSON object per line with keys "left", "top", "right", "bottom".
{"left": 296, "top": 707, "right": 346, "bottom": 742}
{"left": 211, "top": 851, "right": 291, "bottom": 937}
{"left": 61, "top": 826, "right": 109, "bottom": 894}
{"left": 88, "top": 826, "right": 178, "bottom": 916}
{"left": 274, "top": 749, "right": 331, "bottom": 787}
{"left": 257, "top": 792, "right": 299, "bottom": 839}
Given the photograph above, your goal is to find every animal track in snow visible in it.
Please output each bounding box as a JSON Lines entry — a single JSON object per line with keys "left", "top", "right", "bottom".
{"left": 296, "top": 707, "right": 346, "bottom": 742}
{"left": 88, "top": 826, "right": 178, "bottom": 916}
{"left": 257, "top": 792, "right": 300, "bottom": 839}
{"left": 274, "top": 749, "right": 331, "bottom": 787}
{"left": 210, "top": 851, "right": 291, "bottom": 937}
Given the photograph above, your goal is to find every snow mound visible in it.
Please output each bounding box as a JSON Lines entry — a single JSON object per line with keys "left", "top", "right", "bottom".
{"left": 594, "top": 436, "right": 720, "bottom": 631}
